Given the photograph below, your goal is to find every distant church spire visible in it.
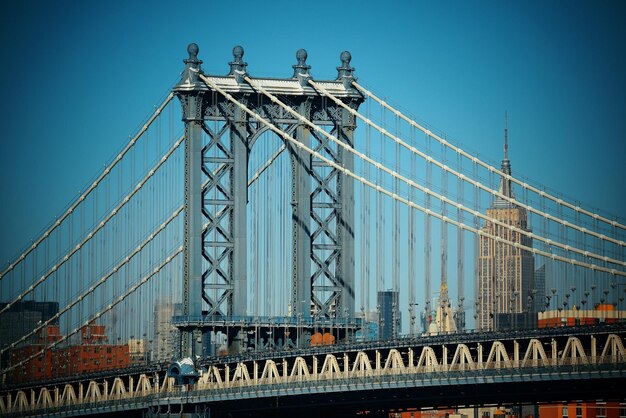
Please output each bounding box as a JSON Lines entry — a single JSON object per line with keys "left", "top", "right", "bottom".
{"left": 495, "top": 111, "right": 514, "bottom": 207}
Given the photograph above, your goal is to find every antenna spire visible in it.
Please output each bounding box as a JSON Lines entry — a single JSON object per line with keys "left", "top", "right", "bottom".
{"left": 495, "top": 111, "right": 514, "bottom": 205}
{"left": 504, "top": 111, "right": 509, "bottom": 161}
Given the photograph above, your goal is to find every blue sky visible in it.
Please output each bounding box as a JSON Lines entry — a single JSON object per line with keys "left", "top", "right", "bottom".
{"left": 1, "top": 0, "right": 625, "bottom": 265}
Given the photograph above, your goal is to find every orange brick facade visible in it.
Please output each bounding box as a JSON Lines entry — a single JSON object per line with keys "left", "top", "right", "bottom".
{"left": 8, "top": 324, "right": 130, "bottom": 384}
{"left": 539, "top": 403, "right": 625, "bottom": 418}
{"left": 389, "top": 405, "right": 626, "bottom": 418}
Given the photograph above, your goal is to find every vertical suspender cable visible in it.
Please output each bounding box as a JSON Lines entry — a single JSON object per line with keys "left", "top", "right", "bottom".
{"left": 457, "top": 151, "right": 464, "bottom": 330}
{"left": 253, "top": 153, "right": 259, "bottom": 319}
{"left": 359, "top": 121, "right": 366, "bottom": 330}
{"left": 424, "top": 133, "right": 432, "bottom": 328}
{"left": 376, "top": 106, "right": 383, "bottom": 332}
{"left": 364, "top": 98, "right": 372, "bottom": 337}
{"left": 408, "top": 124, "right": 416, "bottom": 335}
{"left": 392, "top": 110, "right": 400, "bottom": 336}
{"left": 267, "top": 133, "right": 274, "bottom": 316}
{"left": 441, "top": 142, "right": 448, "bottom": 326}
{"left": 378, "top": 101, "right": 384, "bottom": 303}
{"left": 473, "top": 156, "right": 480, "bottom": 330}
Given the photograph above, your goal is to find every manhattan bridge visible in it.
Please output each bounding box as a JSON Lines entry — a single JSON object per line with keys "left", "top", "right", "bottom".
{"left": 0, "top": 44, "right": 625, "bottom": 417}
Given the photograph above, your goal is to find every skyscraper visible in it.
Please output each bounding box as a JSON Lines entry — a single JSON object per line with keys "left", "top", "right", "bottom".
{"left": 377, "top": 290, "right": 400, "bottom": 339}
{"left": 476, "top": 114, "right": 535, "bottom": 331}
{"left": 153, "top": 301, "right": 182, "bottom": 362}
{"left": 534, "top": 264, "right": 546, "bottom": 313}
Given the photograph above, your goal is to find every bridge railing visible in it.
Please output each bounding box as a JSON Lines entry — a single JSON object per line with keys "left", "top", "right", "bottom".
{"left": 1, "top": 330, "right": 624, "bottom": 415}
{"left": 2, "top": 362, "right": 623, "bottom": 417}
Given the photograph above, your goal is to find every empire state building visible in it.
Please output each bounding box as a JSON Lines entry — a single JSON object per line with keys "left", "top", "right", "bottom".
{"left": 476, "top": 115, "right": 535, "bottom": 331}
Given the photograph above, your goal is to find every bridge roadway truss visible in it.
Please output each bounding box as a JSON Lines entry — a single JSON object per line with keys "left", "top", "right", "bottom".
{"left": 174, "top": 44, "right": 364, "bottom": 356}
{"left": 1, "top": 325, "right": 624, "bottom": 417}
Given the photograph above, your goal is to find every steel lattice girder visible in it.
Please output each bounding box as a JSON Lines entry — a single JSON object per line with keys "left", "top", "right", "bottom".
{"left": 310, "top": 128, "right": 344, "bottom": 317}
{"left": 201, "top": 122, "right": 234, "bottom": 316}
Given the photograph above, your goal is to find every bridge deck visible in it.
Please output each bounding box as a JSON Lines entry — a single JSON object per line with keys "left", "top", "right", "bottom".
{"left": 1, "top": 325, "right": 624, "bottom": 417}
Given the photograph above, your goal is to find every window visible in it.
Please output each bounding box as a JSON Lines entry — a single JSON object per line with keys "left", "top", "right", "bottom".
{"left": 576, "top": 407, "right": 582, "bottom": 418}
{"left": 563, "top": 407, "right": 569, "bottom": 417}
{"left": 597, "top": 406, "right": 606, "bottom": 418}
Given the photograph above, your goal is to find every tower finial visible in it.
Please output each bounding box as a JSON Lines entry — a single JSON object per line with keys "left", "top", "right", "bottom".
{"left": 176, "top": 43, "right": 205, "bottom": 89}
{"left": 336, "top": 51, "right": 356, "bottom": 88}
{"left": 292, "top": 49, "right": 312, "bottom": 87}
{"left": 228, "top": 45, "right": 248, "bottom": 83}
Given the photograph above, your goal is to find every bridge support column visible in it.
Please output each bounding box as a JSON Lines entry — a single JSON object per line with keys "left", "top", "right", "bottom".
{"left": 175, "top": 44, "right": 208, "bottom": 357}
{"left": 229, "top": 101, "right": 249, "bottom": 353}
{"left": 182, "top": 101, "right": 205, "bottom": 358}
{"left": 231, "top": 102, "right": 248, "bottom": 318}
{"left": 292, "top": 100, "right": 312, "bottom": 320}
{"left": 337, "top": 105, "right": 356, "bottom": 321}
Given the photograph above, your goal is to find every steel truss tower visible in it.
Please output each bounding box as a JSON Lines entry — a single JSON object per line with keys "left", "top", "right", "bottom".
{"left": 173, "top": 44, "right": 364, "bottom": 355}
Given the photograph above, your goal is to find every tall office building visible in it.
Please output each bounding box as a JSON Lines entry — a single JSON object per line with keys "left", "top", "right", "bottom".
{"left": 534, "top": 264, "right": 546, "bottom": 313}
{"left": 0, "top": 301, "right": 59, "bottom": 356}
{"left": 477, "top": 115, "right": 535, "bottom": 331}
{"left": 377, "top": 290, "right": 400, "bottom": 339}
{"left": 153, "top": 301, "right": 182, "bottom": 362}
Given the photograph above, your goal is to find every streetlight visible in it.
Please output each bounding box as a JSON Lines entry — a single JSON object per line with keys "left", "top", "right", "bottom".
{"left": 296, "top": 312, "right": 303, "bottom": 349}
{"left": 494, "top": 291, "right": 501, "bottom": 331}
{"left": 343, "top": 307, "right": 349, "bottom": 342}
{"left": 601, "top": 288, "right": 609, "bottom": 305}
{"left": 512, "top": 290, "right": 519, "bottom": 330}
{"left": 360, "top": 305, "right": 366, "bottom": 342}
{"left": 391, "top": 300, "right": 397, "bottom": 338}
{"left": 410, "top": 303, "right": 419, "bottom": 336}
{"left": 268, "top": 317, "right": 275, "bottom": 352}
{"left": 590, "top": 284, "right": 597, "bottom": 309}
{"left": 457, "top": 296, "right": 465, "bottom": 331}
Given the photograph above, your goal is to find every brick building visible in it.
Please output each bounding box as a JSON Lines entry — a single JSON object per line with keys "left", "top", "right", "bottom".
{"left": 8, "top": 324, "right": 130, "bottom": 384}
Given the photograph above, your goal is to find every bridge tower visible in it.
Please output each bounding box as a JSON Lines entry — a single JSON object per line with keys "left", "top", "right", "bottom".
{"left": 173, "top": 44, "right": 364, "bottom": 356}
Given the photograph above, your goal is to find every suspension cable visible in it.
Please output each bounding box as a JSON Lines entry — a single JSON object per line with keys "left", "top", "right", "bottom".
{"left": 352, "top": 81, "right": 626, "bottom": 233}
{"left": 3, "top": 169, "right": 283, "bottom": 358}
{"left": 1, "top": 246, "right": 183, "bottom": 376}
{"left": 0, "top": 207, "right": 183, "bottom": 355}
{"left": 314, "top": 80, "right": 625, "bottom": 249}
{"left": 199, "top": 74, "right": 625, "bottom": 278}
{"left": 0, "top": 93, "right": 176, "bottom": 280}
{"left": 248, "top": 145, "right": 286, "bottom": 186}
{"left": 244, "top": 76, "right": 625, "bottom": 269}
{"left": 0, "top": 134, "right": 185, "bottom": 316}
